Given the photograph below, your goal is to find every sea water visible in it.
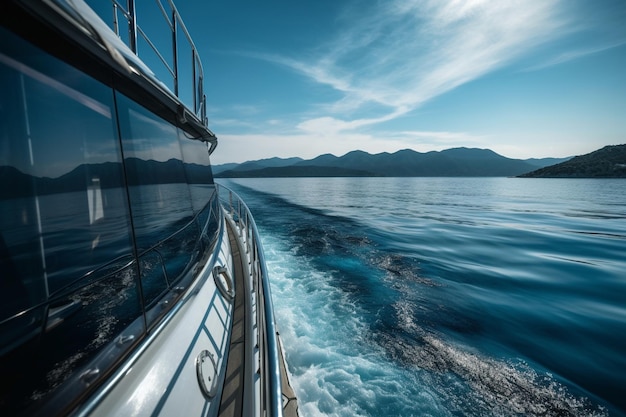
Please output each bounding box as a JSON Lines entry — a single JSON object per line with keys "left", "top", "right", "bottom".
{"left": 217, "top": 177, "right": 626, "bottom": 417}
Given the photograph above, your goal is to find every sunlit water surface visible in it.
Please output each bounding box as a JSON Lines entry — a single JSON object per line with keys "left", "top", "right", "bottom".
{"left": 218, "top": 177, "right": 626, "bottom": 417}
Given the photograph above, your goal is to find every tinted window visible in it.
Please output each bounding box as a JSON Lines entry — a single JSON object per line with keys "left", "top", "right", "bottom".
{"left": 180, "top": 136, "right": 219, "bottom": 251}
{"left": 0, "top": 26, "right": 141, "bottom": 413}
{"left": 117, "top": 94, "right": 201, "bottom": 311}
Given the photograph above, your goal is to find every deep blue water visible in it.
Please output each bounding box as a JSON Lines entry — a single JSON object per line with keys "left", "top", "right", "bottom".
{"left": 217, "top": 177, "right": 626, "bottom": 417}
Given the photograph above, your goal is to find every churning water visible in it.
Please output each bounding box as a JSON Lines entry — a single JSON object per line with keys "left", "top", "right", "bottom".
{"left": 218, "top": 177, "right": 626, "bottom": 417}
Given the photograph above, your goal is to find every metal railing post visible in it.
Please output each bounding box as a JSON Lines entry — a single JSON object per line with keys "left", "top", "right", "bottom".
{"left": 112, "top": 3, "right": 119, "bottom": 36}
{"left": 192, "top": 52, "right": 197, "bottom": 114}
{"left": 171, "top": 8, "right": 179, "bottom": 97}
{"left": 127, "top": 0, "right": 137, "bottom": 53}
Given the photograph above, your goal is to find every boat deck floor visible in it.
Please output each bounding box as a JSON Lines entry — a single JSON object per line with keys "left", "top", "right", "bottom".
{"left": 219, "top": 219, "right": 298, "bottom": 417}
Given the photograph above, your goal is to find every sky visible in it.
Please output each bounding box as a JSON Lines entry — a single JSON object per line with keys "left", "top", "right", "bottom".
{"left": 111, "top": 0, "right": 626, "bottom": 164}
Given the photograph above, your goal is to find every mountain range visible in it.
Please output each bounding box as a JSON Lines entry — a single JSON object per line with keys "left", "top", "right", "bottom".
{"left": 3, "top": 146, "right": 622, "bottom": 199}
{"left": 213, "top": 147, "right": 571, "bottom": 178}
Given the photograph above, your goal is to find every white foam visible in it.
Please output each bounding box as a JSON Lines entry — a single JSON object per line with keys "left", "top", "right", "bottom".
{"left": 263, "top": 233, "right": 447, "bottom": 416}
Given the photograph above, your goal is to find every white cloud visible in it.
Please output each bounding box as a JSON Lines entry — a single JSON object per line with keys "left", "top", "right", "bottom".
{"left": 296, "top": 108, "right": 406, "bottom": 135}
{"left": 259, "top": 0, "right": 570, "bottom": 130}
{"left": 396, "top": 130, "right": 489, "bottom": 143}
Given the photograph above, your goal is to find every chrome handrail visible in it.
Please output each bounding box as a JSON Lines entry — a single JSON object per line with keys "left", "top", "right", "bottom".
{"left": 217, "top": 184, "right": 284, "bottom": 417}
{"left": 107, "top": 0, "right": 207, "bottom": 125}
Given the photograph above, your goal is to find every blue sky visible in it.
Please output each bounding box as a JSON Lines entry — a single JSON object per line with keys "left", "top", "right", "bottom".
{"left": 108, "top": 1, "right": 626, "bottom": 164}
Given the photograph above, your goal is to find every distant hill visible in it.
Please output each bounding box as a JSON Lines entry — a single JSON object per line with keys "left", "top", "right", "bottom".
{"left": 215, "top": 147, "right": 545, "bottom": 178}
{"left": 519, "top": 144, "right": 626, "bottom": 178}
{"left": 217, "top": 165, "right": 377, "bottom": 178}
{"left": 524, "top": 157, "right": 572, "bottom": 168}
{"left": 213, "top": 157, "right": 303, "bottom": 175}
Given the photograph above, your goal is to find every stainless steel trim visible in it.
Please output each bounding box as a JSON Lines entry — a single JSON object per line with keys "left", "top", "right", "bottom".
{"left": 196, "top": 349, "right": 218, "bottom": 398}
{"left": 213, "top": 265, "right": 235, "bottom": 302}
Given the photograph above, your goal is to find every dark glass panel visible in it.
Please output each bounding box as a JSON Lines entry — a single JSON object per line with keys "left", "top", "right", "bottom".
{"left": 197, "top": 187, "right": 221, "bottom": 250}
{"left": 117, "top": 93, "right": 195, "bottom": 246}
{"left": 0, "top": 39, "right": 47, "bottom": 348}
{"left": 137, "top": 250, "right": 169, "bottom": 310}
{"left": 2, "top": 257, "right": 141, "bottom": 414}
{"left": 179, "top": 135, "right": 214, "bottom": 213}
{"left": 0, "top": 26, "right": 140, "bottom": 414}
{"left": 117, "top": 94, "right": 203, "bottom": 312}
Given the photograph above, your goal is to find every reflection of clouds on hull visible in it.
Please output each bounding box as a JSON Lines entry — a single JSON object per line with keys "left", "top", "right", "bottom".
{"left": 386, "top": 301, "right": 607, "bottom": 417}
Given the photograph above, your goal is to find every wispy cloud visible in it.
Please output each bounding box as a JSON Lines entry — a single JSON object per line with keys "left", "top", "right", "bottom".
{"left": 523, "top": 41, "right": 626, "bottom": 72}
{"left": 257, "top": 0, "right": 572, "bottom": 132}
{"left": 396, "top": 130, "right": 488, "bottom": 143}
{"left": 209, "top": 0, "right": 625, "bottom": 164}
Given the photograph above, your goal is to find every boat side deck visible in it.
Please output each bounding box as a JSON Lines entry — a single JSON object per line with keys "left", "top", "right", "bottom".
{"left": 278, "top": 337, "right": 298, "bottom": 416}
{"left": 219, "top": 218, "right": 298, "bottom": 417}
{"left": 218, "top": 221, "right": 247, "bottom": 417}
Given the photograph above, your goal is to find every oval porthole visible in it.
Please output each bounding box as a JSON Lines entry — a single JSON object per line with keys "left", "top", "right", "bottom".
{"left": 213, "top": 265, "right": 234, "bottom": 301}
{"left": 196, "top": 349, "right": 218, "bottom": 398}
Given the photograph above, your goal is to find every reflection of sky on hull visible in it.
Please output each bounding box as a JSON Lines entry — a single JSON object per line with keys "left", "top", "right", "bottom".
{"left": 0, "top": 46, "right": 119, "bottom": 179}
{"left": 0, "top": 38, "right": 210, "bottom": 181}
{"left": 122, "top": 101, "right": 211, "bottom": 167}
{"left": 0, "top": 52, "right": 111, "bottom": 119}
{"left": 180, "top": 138, "right": 211, "bottom": 166}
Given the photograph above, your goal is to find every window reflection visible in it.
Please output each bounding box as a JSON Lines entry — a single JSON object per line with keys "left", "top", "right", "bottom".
{"left": 117, "top": 94, "right": 195, "bottom": 249}
{"left": 117, "top": 94, "right": 202, "bottom": 321}
{"left": 179, "top": 134, "right": 214, "bottom": 213}
{"left": 0, "top": 27, "right": 140, "bottom": 413}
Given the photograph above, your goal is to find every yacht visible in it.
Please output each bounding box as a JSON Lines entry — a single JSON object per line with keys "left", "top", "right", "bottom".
{"left": 0, "top": 1, "right": 298, "bottom": 416}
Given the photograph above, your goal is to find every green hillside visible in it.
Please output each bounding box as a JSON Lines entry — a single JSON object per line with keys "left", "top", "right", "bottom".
{"left": 519, "top": 145, "right": 626, "bottom": 178}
